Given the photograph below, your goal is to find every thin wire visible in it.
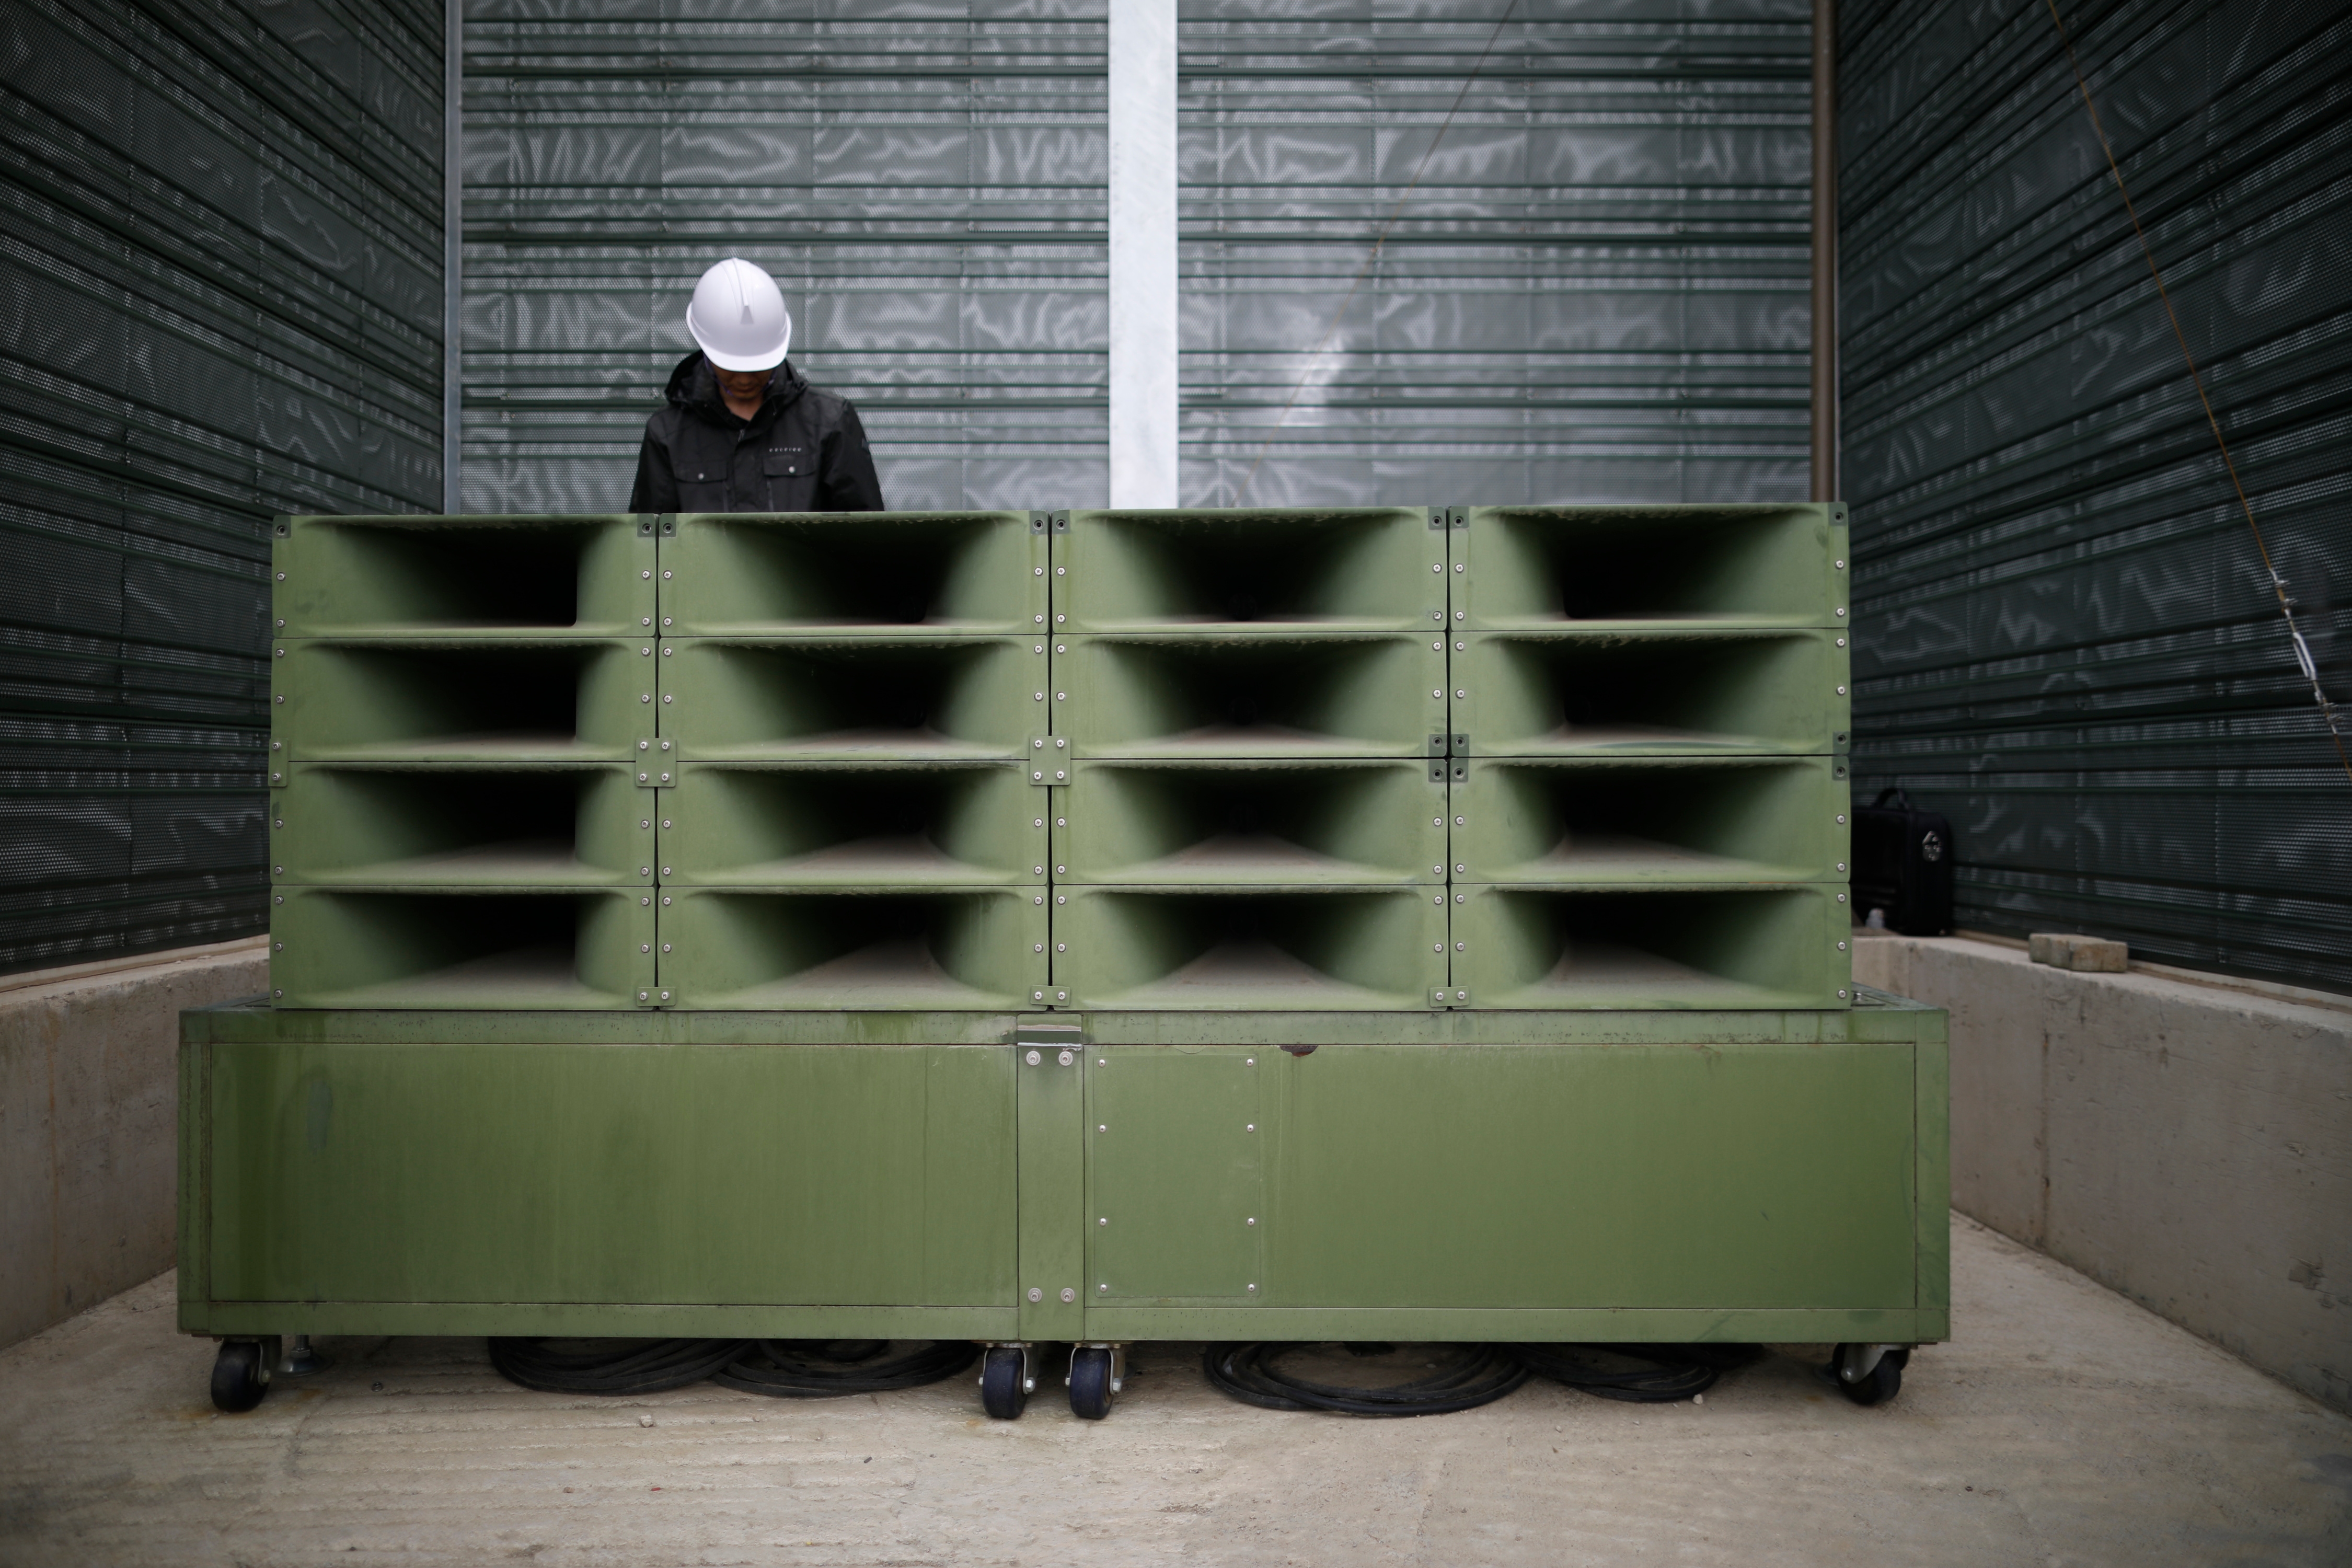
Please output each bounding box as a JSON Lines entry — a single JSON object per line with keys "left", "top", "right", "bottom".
{"left": 1229, "top": 0, "right": 1522, "bottom": 505}
{"left": 2043, "top": 0, "right": 2352, "bottom": 784}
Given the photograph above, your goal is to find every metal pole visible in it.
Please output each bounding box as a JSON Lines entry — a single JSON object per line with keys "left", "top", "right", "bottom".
{"left": 1107, "top": 0, "right": 1179, "bottom": 507}
{"left": 442, "top": 0, "right": 464, "bottom": 514}
{"left": 1811, "top": 0, "right": 1837, "bottom": 503}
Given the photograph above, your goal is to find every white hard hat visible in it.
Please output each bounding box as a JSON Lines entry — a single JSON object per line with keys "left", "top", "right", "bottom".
{"left": 686, "top": 258, "right": 792, "bottom": 372}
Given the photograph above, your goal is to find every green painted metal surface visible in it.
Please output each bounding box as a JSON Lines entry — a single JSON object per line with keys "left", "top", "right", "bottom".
{"left": 1055, "top": 759, "right": 1447, "bottom": 886}
{"left": 658, "top": 887, "right": 1048, "bottom": 1012}
{"left": 663, "top": 511, "right": 1046, "bottom": 637}
{"left": 664, "top": 763, "right": 1044, "bottom": 888}
{"left": 269, "top": 886, "right": 655, "bottom": 1011}
{"left": 660, "top": 637, "right": 1041, "bottom": 763}
{"left": 1458, "top": 504, "right": 1848, "bottom": 629}
{"left": 1454, "top": 630, "right": 1848, "bottom": 759}
{"left": 1058, "top": 506, "right": 1443, "bottom": 631}
{"left": 1452, "top": 885, "right": 1852, "bottom": 1012}
{"left": 1054, "top": 886, "right": 1449, "bottom": 1012}
{"left": 1056, "top": 633, "right": 1448, "bottom": 761}
{"left": 180, "top": 996, "right": 1947, "bottom": 1343}
{"left": 262, "top": 504, "right": 1856, "bottom": 1011}
{"left": 1454, "top": 756, "right": 1847, "bottom": 885}
{"left": 271, "top": 765, "right": 653, "bottom": 889}
{"left": 273, "top": 514, "right": 656, "bottom": 639}
{"left": 194, "top": 1039, "right": 1016, "bottom": 1312}
{"left": 1087, "top": 1048, "right": 1262, "bottom": 1300}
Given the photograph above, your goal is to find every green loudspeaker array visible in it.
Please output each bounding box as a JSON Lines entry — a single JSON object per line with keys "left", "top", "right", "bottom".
{"left": 267, "top": 515, "right": 663, "bottom": 1008}
{"left": 1049, "top": 509, "right": 1456, "bottom": 1008}
{"left": 654, "top": 512, "right": 1051, "bottom": 1007}
{"left": 1446, "top": 504, "right": 1854, "bottom": 1008}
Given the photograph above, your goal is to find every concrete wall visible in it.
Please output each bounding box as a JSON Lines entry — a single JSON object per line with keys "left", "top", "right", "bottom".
{"left": 1855, "top": 933, "right": 2352, "bottom": 1412}
{"left": 0, "top": 940, "right": 267, "bottom": 1351}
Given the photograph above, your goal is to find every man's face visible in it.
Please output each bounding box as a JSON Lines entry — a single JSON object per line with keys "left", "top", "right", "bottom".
{"left": 716, "top": 364, "right": 775, "bottom": 405}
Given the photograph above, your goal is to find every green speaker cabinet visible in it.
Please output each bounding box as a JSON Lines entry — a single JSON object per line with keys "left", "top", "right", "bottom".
{"left": 181, "top": 995, "right": 1947, "bottom": 1345}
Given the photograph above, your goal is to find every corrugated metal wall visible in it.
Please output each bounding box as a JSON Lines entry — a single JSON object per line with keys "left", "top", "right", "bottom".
{"left": 1178, "top": 0, "right": 1816, "bottom": 506}
{"left": 459, "top": 1, "right": 1109, "bottom": 513}
{"left": 1840, "top": 0, "right": 2352, "bottom": 991}
{"left": 0, "top": 0, "right": 445, "bottom": 974}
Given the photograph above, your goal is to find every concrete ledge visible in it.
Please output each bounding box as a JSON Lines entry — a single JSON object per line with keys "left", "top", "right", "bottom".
{"left": 0, "top": 938, "right": 268, "bottom": 1352}
{"left": 1853, "top": 932, "right": 2351, "bottom": 1412}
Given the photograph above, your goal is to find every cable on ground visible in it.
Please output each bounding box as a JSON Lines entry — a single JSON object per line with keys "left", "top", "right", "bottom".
{"left": 714, "top": 1339, "right": 979, "bottom": 1398}
{"left": 1511, "top": 1342, "right": 1761, "bottom": 1402}
{"left": 1203, "top": 1342, "right": 1529, "bottom": 1415}
{"left": 487, "top": 1337, "right": 746, "bottom": 1395}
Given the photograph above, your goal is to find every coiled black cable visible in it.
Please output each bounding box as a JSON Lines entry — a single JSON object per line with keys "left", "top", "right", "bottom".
{"left": 1509, "top": 1342, "right": 1759, "bottom": 1403}
{"left": 1203, "top": 1341, "right": 1529, "bottom": 1416}
{"left": 714, "top": 1339, "right": 979, "bottom": 1398}
{"left": 488, "top": 1337, "right": 747, "bottom": 1395}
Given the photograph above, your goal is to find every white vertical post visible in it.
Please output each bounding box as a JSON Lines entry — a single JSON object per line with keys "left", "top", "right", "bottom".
{"left": 442, "top": 0, "right": 464, "bottom": 514}
{"left": 1108, "top": 0, "right": 1178, "bottom": 508}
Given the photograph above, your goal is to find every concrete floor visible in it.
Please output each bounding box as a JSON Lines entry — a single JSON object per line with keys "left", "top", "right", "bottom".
{"left": 0, "top": 1216, "right": 2344, "bottom": 1567}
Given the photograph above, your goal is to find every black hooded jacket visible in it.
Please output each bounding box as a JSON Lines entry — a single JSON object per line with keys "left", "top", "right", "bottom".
{"left": 627, "top": 352, "right": 884, "bottom": 513}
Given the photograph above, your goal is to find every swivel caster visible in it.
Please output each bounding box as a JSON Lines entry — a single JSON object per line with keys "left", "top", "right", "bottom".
{"left": 210, "top": 1336, "right": 280, "bottom": 1413}
{"left": 1067, "top": 1345, "right": 1121, "bottom": 1421}
{"left": 1832, "top": 1343, "right": 1909, "bottom": 1407}
{"left": 979, "top": 1344, "right": 1032, "bottom": 1420}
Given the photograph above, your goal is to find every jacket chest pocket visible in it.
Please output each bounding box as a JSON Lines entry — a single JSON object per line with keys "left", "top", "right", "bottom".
{"left": 763, "top": 447, "right": 817, "bottom": 513}
{"left": 675, "top": 460, "right": 729, "bottom": 515}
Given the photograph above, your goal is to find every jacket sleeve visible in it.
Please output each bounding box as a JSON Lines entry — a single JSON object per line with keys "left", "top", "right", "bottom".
{"left": 627, "top": 420, "right": 677, "bottom": 512}
{"left": 817, "top": 402, "right": 885, "bottom": 512}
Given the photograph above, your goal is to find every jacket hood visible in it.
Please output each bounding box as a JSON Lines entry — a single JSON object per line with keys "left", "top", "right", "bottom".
{"left": 663, "top": 351, "right": 808, "bottom": 424}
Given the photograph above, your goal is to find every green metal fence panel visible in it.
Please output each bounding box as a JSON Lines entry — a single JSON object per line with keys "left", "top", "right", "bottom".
{"left": 1, "top": 0, "right": 446, "bottom": 973}
{"left": 1177, "top": 2, "right": 1816, "bottom": 506}
{"left": 1840, "top": 0, "right": 2352, "bottom": 989}
{"left": 460, "top": 3, "right": 1109, "bottom": 513}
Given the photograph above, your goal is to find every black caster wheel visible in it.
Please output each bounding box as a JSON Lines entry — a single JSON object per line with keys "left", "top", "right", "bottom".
{"left": 979, "top": 1346, "right": 1029, "bottom": 1420}
{"left": 211, "top": 1340, "right": 273, "bottom": 1413}
{"left": 1832, "top": 1343, "right": 1904, "bottom": 1407}
{"left": 1068, "top": 1347, "right": 1114, "bottom": 1421}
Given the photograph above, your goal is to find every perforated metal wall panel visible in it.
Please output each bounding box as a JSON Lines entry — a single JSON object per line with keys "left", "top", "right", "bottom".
{"left": 459, "top": 2, "right": 1110, "bottom": 513}
{"left": 1839, "top": 0, "right": 2352, "bottom": 991}
{"left": 1177, "top": 0, "right": 1816, "bottom": 507}
{"left": 0, "top": 0, "right": 445, "bottom": 973}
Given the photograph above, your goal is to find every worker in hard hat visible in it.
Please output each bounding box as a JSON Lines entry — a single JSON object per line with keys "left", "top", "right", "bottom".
{"left": 628, "top": 258, "right": 884, "bottom": 512}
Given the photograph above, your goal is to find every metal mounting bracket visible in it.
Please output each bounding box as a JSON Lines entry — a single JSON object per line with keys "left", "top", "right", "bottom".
{"left": 1429, "top": 986, "right": 1472, "bottom": 1009}
{"left": 1028, "top": 735, "right": 1069, "bottom": 786}
{"left": 633, "top": 736, "right": 675, "bottom": 788}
